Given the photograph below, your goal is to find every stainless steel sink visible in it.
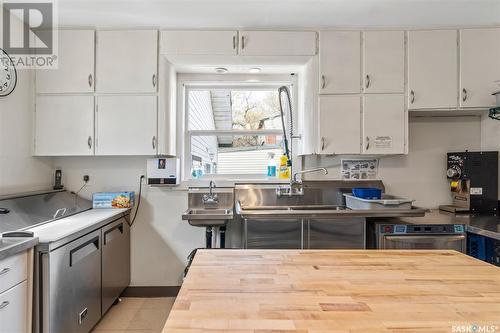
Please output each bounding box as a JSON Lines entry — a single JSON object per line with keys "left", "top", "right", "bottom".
{"left": 182, "top": 208, "right": 233, "bottom": 226}
{"left": 244, "top": 205, "right": 346, "bottom": 211}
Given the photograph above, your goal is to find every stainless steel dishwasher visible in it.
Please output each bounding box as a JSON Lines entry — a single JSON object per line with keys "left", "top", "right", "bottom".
{"left": 377, "top": 224, "right": 466, "bottom": 252}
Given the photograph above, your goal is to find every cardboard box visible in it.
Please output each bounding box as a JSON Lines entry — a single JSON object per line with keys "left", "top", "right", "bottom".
{"left": 92, "top": 192, "right": 135, "bottom": 209}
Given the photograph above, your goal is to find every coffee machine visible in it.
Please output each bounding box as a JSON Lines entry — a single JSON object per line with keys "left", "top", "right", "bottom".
{"left": 439, "top": 151, "right": 498, "bottom": 214}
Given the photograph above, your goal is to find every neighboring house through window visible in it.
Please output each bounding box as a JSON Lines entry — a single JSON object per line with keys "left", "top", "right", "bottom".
{"left": 185, "top": 83, "right": 292, "bottom": 179}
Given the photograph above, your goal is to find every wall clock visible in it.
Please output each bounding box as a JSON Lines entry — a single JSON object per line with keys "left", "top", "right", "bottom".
{"left": 0, "top": 48, "right": 17, "bottom": 97}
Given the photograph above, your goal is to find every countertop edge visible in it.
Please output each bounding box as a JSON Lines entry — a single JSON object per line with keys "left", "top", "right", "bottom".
{"left": 0, "top": 237, "right": 38, "bottom": 260}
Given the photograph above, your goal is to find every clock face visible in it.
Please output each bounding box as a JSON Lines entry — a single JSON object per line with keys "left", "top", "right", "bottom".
{"left": 0, "top": 48, "right": 17, "bottom": 97}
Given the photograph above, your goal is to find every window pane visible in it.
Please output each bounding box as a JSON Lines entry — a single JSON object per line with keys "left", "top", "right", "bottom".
{"left": 190, "top": 135, "right": 284, "bottom": 177}
{"left": 231, "top": 90, "right": 281, "bottom": 130}
{"left": 188, "top": 89, "right": 283, "bottom": 131}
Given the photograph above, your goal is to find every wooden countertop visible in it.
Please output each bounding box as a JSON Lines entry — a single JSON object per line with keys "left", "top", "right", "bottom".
{"left": 163, "top": 250, "right": 500, "bottom": 333}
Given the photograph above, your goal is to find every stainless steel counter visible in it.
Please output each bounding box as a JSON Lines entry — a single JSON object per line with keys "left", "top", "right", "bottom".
{"left": 385, "top": 209, "right": 500, "bottom": 240}
{"left": 0, "top": 236, "right": 38, "bottom": 260}
{"left": 236, "top": 201, "right": 427, "bottom": 219}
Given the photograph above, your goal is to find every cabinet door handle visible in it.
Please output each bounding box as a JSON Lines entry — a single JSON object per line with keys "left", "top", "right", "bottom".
{"left": 104, "top": 223, "right": 124, "bottom": 245}
{"left": 233, "top": 35, "right": 237, "bottom": 50}
{"left": 88, "top": 74, "right": 93, "bottom": 88}
{"left": 87, "top": 136, "right": 92, "bottom": 149}
{"left": 152, "top": 136, "right": 156, "bottom": 150}
{"left": 366, "top": 136, "right": 370, "bottom": 150}
{"left": 241, "top": 35, "right": 246, "bottom": 49}
{"left": 0, "top": 301, "right": 9, "bottom": 310}
{"left": 0, "top": 267, "right": 10, "bottom": 276}
{"left": 70, "top": 236, "right": 99, "bottom": 267}
{"left": 152, "top": 74, "right": 157, "bottom": 88}
{"left": 365, "top": 75, "right": 370, "bottom": 89}
{"left": 462, "top": 88, "right": 467, "bottom": 102}
{"left": 321, "top": 75, "right": 326, "bottom": 89}
{"left": 321, "top": 137, "right": 325, "bottom": 151}
{"left": 410, "top": 90, "right": 415, "bottom": 104}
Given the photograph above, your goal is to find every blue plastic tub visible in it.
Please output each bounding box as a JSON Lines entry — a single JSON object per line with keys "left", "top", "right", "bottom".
{"left": 351, "top": 188, "right": 382, "bottom": 200}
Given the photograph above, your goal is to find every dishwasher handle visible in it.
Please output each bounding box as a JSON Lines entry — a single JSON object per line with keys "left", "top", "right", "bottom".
{"left": 70, "top": 236, "right": 99, "bottom": 267}
{"left": 104, "top": 223, "right": 124, "bottom": 245}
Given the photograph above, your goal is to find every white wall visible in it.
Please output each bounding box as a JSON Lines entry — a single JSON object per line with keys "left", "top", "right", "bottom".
{"left": 53, "top": 156, "right": 204, "bottom": 286}
{"left": 480, "top": 113, "right": 500, "bottom": 199}
{"left": 0, "top": 10, "right": 53, "bottom": 195}
{"left": 304, "top": 116, "right": 482, "bottom": 208}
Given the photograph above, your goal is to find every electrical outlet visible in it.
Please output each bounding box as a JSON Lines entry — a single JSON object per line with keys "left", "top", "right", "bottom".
{"left": 83, "top": 175, "right": 90, "bottom": 182}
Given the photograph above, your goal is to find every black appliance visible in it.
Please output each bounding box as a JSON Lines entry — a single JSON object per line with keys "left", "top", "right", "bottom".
{"left": 439, "top": 151, "right": 498, "bottom": 214}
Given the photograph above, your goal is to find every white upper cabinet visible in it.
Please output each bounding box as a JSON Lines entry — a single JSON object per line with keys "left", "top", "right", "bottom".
{"left": 35, "top": 96, "right": 95, "bottom": 156}
{"left": 407, "top": 30, "right": 458, "bottom": 109}
{"left": 319, "top": 95, "right": 361, "bottom": 155}
{"left": 161, "top": 31, "right": 238, "bottom": 55}
{"left": 319, "top": 31, "right": 361, "bottom": 94}
{"left": 238, "top": 31, "right": 317, "bottom": 56}
{"left": 96, "top": 96, "right": 157, "bottom": 156}
{"left": 363, "top": 31, "right": 405, "bottom": 94}
{"left": 96, "top": 30, "right": 158, "bottom": 93}
{"left": 460, "top": 28, "right": 500, "bottom": 108}
{"left": 363, "top": 94, "right": 405, "bottom": 155}
{"left": 36, "top": 30, "right": 95, "bottom": 94}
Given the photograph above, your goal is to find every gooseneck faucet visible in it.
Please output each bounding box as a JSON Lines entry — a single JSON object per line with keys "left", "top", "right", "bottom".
{"left": 203, "top": 180, "right": 219, "bottom": 205}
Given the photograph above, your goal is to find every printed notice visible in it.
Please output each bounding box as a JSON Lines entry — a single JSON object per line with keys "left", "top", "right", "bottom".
{"left": 341, "top": 159, "right": 378, "bottom": 180}
{"left": 470, "top": 187, "right": 483, "bottom": 195}
{"left": 374, "top": 136, "right": 392, "bottom": 149}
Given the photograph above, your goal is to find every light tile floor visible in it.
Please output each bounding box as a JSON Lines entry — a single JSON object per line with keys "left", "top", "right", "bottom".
{"left": 92, "top": 297, "right": 175, "bottom": 333}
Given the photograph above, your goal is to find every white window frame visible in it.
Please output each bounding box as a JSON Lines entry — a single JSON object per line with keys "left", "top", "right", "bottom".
{"left": 178, "top": 74, "right": 299, "bottom": 182}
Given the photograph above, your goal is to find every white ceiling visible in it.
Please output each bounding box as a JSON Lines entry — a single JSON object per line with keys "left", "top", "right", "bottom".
{"left": 58, "top": 0, "right": 500, "bottom": 29}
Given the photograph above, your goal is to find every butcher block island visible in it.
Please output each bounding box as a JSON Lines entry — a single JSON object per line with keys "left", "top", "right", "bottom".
{"left": 163, "top": 250, "right": 500, "bottom": 333}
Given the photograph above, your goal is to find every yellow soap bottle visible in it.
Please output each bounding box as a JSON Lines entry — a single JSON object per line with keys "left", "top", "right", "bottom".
{"left": 278, "top": 154, "right": 290, "bottom": 179}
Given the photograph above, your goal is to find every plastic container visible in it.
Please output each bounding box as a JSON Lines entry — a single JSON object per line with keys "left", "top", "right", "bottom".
{"left": 352, "top": 187, "right": 382, "bottom": 200}
{"left": 278, "top": 154, "right": 290, "bottom": 179}
{"left": 267, "top": 152, "right": 277, "bottom": 178}
{"left": 344, "top": 194, "right": 413, "bottom": 210}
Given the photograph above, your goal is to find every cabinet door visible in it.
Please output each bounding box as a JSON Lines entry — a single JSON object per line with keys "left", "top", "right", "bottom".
{"left": 36, "top": 30, "right": 95, "bottom": 93}
{"left": 238, "top": 31, "right": 316, "bottom": 56}
{"left": 363, "top": 31, "right": 405, "bottom": 93}
{"left": 96, "top": 95, "right": 157, "bottom": 155}
{"left": 363, "top": 94, "right": 405, "bottom": 155}
{"left": 308, "top": 218, "right": 365, "bottom": 249}
{"left": 246, "top": 219, "right": 302, "bottom": 249}
{"left": 97, "top": 30, "right": 158, "bottom": 93}
{"left": 319, "top": 31, "right": 361, "bottom": 94}
{"left": 408, "top": 30, "right": 458, "bottom": 109}
{"left": 49, "top": 230, "right": 101, "bottom": 333}
{"left": 460, "top": 28, "right": 500, "bottom": 108}
{"left": 102, "top": 218, "right": 130, "bottom": 315}
{"left": 319, "top": 95, "right": 361, "bottom": 155}
{"left": 0, "top": 281, "right": 28, "bottom": 333}
{"left": 161, "top": 30, "right": 237, "bottom": 55}
{"left": 35, "top": 96, "right": 94, "bottom": 156}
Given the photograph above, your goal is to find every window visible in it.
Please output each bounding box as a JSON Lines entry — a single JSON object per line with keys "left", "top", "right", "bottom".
{"left": 185, "top": 85, "right": 291, "bottom": 179}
